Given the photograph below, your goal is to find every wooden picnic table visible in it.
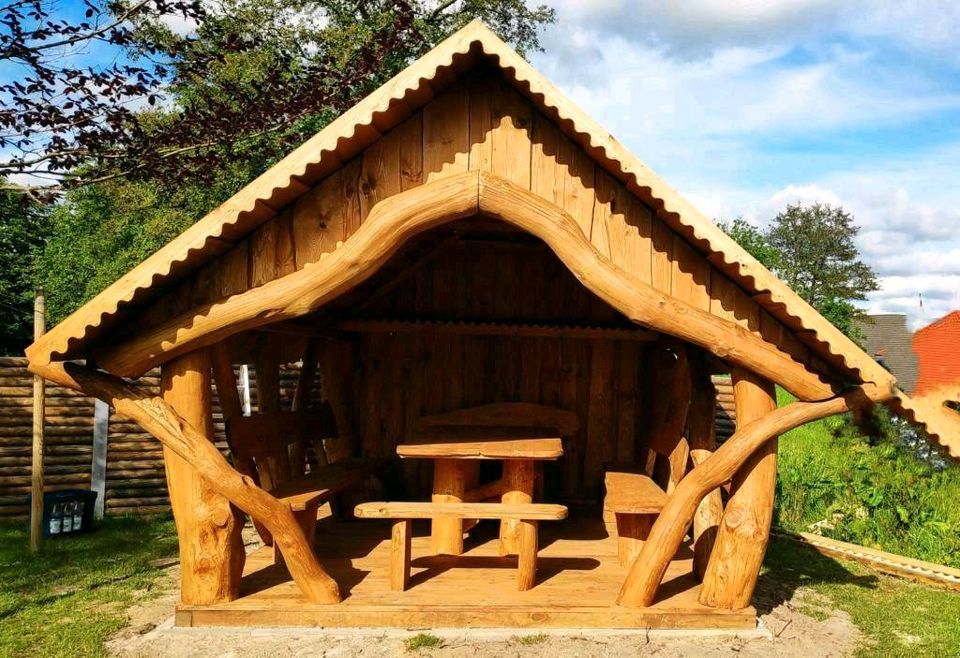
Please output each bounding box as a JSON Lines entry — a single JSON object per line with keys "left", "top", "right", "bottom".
{"left": 397, "top": 426, "right": 564, "bottom": 556}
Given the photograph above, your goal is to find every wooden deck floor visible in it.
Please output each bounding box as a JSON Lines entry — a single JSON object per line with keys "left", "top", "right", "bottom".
{"left": 177, "top": 515, "right": 755, "bottom": 629}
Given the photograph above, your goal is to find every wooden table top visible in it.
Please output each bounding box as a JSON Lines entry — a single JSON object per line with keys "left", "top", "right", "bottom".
{"left": 397, "top": 426, "right": 564, "bottom": 460}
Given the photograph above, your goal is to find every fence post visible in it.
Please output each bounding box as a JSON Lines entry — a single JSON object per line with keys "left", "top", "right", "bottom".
{"left": 91, "top": 399, "right": 109, "bottom": 519}
{"left": 29, "top": 288, "right": 46, "bottom": 552}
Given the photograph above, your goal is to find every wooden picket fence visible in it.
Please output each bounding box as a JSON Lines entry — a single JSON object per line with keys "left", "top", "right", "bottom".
{"left": 0, "top": 357, "right": 736, "bottom": 518}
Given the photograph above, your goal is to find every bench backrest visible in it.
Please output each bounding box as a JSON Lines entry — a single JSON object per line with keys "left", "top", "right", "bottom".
{"left": 227, "top": 403, "right": 338, "bottom": 491}
{"left": 415, "top": 402, "right": 579, "bottom": 437}
{"left": 642, "top": 346, "right": 692, "bottom": 493}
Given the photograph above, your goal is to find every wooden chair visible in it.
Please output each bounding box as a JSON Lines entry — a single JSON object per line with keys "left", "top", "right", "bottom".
{"left": 354, "top": 501, "right": 568, "bottom": 591}
{"left": 227, "top": 403, "right": 378, "bottom": 562}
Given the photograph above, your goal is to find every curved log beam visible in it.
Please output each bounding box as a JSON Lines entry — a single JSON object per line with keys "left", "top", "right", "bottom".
{"left": 28, "top": 360, "right": 342, "bottom": 605}
{"left": 96, "top": 171, "right": 846, "bottom": 401}
{"left": 617, "top": 386, "right": 884, "bottom": 608}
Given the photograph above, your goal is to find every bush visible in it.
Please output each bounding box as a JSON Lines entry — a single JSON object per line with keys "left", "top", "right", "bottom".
{"left": 775, "top": 390, "right": 960, "bottom": 568}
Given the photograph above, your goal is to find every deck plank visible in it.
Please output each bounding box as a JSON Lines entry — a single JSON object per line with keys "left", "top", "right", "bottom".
{"left": 177, "top": 515, "right": 756, "bottom": 630}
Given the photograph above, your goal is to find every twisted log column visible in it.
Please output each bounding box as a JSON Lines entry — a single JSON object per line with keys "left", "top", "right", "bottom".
{"left": 617, "top": 388, "right": 879, "bottom": 608}
{"left": 161, "top": 350, "right": 246, "bottom": 604}
{"left": 698, "top": 369, "right": 777, "bottom": 608}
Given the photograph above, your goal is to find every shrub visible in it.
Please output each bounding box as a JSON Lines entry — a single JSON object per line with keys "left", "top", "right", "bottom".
{"left": 775, "top": 390, "right": 960, "bottom": 568}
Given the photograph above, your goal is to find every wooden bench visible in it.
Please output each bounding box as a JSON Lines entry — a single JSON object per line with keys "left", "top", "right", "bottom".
{"left": 227, "top": 404, "right": 378, "bottom": 562}
{"left": 354, "top": 501, "right": 568, "bottom": 591}
{"left": 604, "top": 469, "right": 669, "bottom": 566}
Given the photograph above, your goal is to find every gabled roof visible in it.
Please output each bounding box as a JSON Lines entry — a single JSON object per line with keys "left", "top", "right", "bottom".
{"left": 25, "top": 22, "right": 958, "bottom": 455}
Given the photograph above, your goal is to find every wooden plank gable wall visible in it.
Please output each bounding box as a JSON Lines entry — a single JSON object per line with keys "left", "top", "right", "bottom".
{"left": 128, "top": 69, "right": 816, "bottom": 500}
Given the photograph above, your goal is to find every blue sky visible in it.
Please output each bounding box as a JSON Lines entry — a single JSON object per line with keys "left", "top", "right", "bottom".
{"left": 530, "top": 1, "right": 960, "bottom": 329}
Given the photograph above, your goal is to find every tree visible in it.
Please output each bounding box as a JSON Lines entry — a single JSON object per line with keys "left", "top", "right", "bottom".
{"left": 1, "top": 0, "right": 555, "bottom": 194}
{"left": 0, "top": 187, "right": 47, "bottom": 353}
{"left": 715, "top": 217, "right": 779, "bottom": 270}
{"left": 31, "top": 1, "right": 555, "bottom": 322}
{"left": 718, "top": 203, "right": 879, "bottom": 339}
{"left": 767, "top": 202, "right": 878, "bottom": 312}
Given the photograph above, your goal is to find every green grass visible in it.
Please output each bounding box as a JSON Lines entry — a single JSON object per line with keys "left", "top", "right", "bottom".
{"left": 404, "top": 633, "right": 443, "bottom": 651}
{"left": 514, "top": 632, "right": 548, "bottom": 645}
{"left": 0, "top": 515, "right": 178, "bottom": 658}
{"left": 775, "top": 390, "right": 960, "bottom": 568}
{"left": 763, "top": 537, "right": 960, "bottom": 657}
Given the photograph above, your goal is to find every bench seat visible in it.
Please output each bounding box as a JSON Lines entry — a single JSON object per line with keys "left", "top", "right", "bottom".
{"left": 354, "top": 501, "right": 568, "bottom": 592}
{"left": 603, "top": 469, "right": 668, "bottom": 566}
{"left": 271, "top": 458, "right": 380, "bottom": 511}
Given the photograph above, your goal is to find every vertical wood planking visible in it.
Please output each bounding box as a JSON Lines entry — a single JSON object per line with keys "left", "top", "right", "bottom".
{"left": 250, "top": 220, "right": 278, "bottom": 288}
{"left": 359, "top": 128, "right": 403, "bottom": 221}
{"left": 616, "top": 341, "right": 638, "bottom": 463}
{"left": 650, "top": 216, "right": 673, "bottom": 293}
{"left": 274, "top": 210, "right": 297, "bottom": 277}
{"left": 424, "top": 87, "right": 470, "bottom": 182}
{"left": 219, "top": 240, "right": 250, "bottom": 297}
{"left": 558, "top": 134, "right": 596, "bottom": 238}
{"left": 292, "top": 171, "right": 345, "bottom": 266}
{"left": 584, "top": 340, "right": 616, "bottom": 492}
{"left": 671, "top": 236, "right": 712, "bottom": 311}
{"left": 398, "top": 114, "right": 424, "bottom": 192}
{"left": 487, "top": 86, "right": 532, "bottom": 188}
{"left": 530, "top": 111, "right": 564, "bottom": 206}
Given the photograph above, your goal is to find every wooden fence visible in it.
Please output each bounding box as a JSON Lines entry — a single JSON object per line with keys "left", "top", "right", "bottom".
{"left": 0, "top": 357, "right": 736, "bottom": 518}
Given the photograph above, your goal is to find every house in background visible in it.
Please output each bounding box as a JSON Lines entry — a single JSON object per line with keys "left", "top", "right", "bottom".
{"left": 857, "top": 314, "right": 918, "bottom": 394}
{"left": 913, "top": 311, "right": 960, "bottom": 396}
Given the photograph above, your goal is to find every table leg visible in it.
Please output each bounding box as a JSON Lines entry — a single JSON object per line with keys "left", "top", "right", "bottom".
{"left": 499, "top": 459, "right": 535, "bottom": 555}
{"left": 431, "top": 458, "right": 467, "bottom": 555}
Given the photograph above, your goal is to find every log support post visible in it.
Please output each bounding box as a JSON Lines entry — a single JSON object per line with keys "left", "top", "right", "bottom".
{"left": 431, "top": 459, "right": 467, "bottom": 555}
{"left": 500, "top": 460, "right": 536, "bottom": 555}
{"left": 617, "top": 390, "right": 873, "bottom": 608}
{"left": 688, "top": 353, "right": 723, "bottom": 581}
{"left": 390, "top": 519, "right": 412, "bottom": 591}
{"left": 699, "top": 368, "right": 778, "bottom": 609}
{"left": 516, "top": 519, "right": 538, "bottom": 591}
{"left": 161, "top": 349, "right": 246, "bottom": 604}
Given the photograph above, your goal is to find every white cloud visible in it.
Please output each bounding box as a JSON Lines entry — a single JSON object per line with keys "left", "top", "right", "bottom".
{"left": 531, "top": 1, "right": 960, "bottom": 330}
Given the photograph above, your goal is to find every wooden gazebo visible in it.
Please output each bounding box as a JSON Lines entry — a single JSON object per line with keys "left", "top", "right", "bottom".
{"left": 25, "top": 22, "right": 959, "bottom": 630}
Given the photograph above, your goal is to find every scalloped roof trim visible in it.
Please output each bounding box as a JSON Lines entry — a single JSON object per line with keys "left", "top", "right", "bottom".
{"left": 26, "top": 21, "right": 895, "bottom": 397}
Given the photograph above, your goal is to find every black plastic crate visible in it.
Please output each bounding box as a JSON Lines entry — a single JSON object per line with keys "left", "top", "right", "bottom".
{"left": 26, "top": 489, "right": 98, "bottom": 538}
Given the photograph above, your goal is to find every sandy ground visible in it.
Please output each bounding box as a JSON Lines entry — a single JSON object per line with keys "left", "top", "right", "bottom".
{"left": 105, "top": 561, "right": 861, "bottom": 658}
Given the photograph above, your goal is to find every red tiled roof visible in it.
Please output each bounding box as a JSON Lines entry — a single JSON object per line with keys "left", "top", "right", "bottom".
{"left": 913, "top": 311, "right": 960, "bottom": 396}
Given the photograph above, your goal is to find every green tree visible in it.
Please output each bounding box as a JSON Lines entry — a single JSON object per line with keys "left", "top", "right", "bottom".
{"left": 718, "top": 203, "right": 879, "bottom": 339}
{"left": 0, "top": 189, "right": 48, "bottom": 354}
{"left": 715, "top": 217, "right": 780, "bottom": 269}
{"left": 767, "top": 202, "right": 879, "bottom": 311}
{"left": 34, "top": 2, "right": 555, "bottom": 321}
